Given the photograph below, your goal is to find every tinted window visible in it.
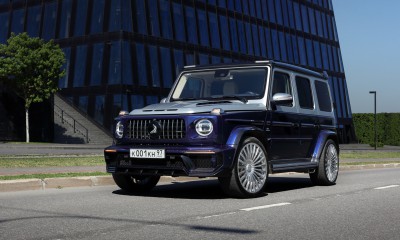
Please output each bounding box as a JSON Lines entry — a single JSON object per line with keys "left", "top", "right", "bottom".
{"left": 148, "top": 45, "right": 160, "bottom": 87}
{"left": 134, "top": 0, "right": 147, "bottom": 34}
{"left": 122, "top": 41, "right": 133, "bottom": 84}
{"left": 74, "top": 0, "right": 88, "bottom": 36}
{"left": 160, "top": 47, "right": 173, "bottom": 88}
{"left": 229, "top": 17, "right": 239, "bottom": 51}
{"left": 90, "top": 0, "right": 105, "bottom": 33}
{"left": 108, "top": 41, "right": 121, "bottom": 85}
{"left": 160, "top": 0, "right": 172, "bottom": 39}
{"left": 90, "top": 43, "right": 104, "bottom": 86}
{"left": 185, "top": 6, "right": 198, "bottom": 44}
{"left": 11, "top": 8, "right": 24, "bottom": 34}
{"left": 27, "top": 5, "right": 41, "bottom": 37}
{"left": 136, "top": 43, "right": 147, "bottom": 86}
{"left": 73, "top": 45, "right": 87, "bottom": 87}
{"left": 109, "top": 0, "right": 122, "bottom": 31}
{"left": 272, "top": 72, "right": 292, "bottom": 96}
{"left": 220, "top": 15, "right": 230, "bottom": 51}
{"left": 0, "top": 12, "right": 9, "bottom": 43}
{"left": 42, "top": 3, "right": 57, "bottom": 40}
{"left": 197, "top": 9, "right": 209, "bottom": 47}
{"left": 209, "top": 12, "right": 220, "bottom": 49}
{"left": 59, "top": 0, "right": 72, "bottom": 38}
{"left": 172, "top": 3, "right": 185, "bottom": 42}
{"left": 148, "top": 0, "right": 160, "bottom": 36}
{"left": 315, "top": 81, "right": 332, "bottom": 112}
{"left": 296, "top": 76, "right": 313, "bottom": 109}
{"left": 59, "top": 48, "right": 71, "bottom": 88}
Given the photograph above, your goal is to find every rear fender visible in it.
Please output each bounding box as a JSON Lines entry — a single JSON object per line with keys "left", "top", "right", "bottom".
{"left": 311, "top": 130, "right": 339, "bottom": 164}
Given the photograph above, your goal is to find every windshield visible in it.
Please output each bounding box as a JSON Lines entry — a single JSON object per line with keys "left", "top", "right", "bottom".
{"left": 171, "top": 68, "right": 267, "bottom": 102}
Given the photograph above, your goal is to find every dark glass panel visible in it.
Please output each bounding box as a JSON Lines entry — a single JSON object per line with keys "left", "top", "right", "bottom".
{"left": 332, "top": 46, "right": 339, "bottom": 72}
{"left": 291, "top": 35, "right": 299, "bottom": 64}
{"left": 338, "top": 48, "right": 344, "bottom": 73}
{"left": 108, "top": 41, "right": 121, "bottom": 85}
{"left": 281, "top": 0, "right": 289, "bottom": 27}
{"left": 94, "top": 95, "right": 105, "bottom": 124}
{"left": 315, "top": 81, "right": 332, "bottom": 112}
{"left": 278, "top": 31, "right": 287, "bottom": 62}
{"left": 42, "top": 3, "right": 57, "bottom": 40}
{"left": 78, "top": 96, "right": 89, "bottom": 114}
{"left": 293, "top": 1, "right": 302, "bottom": 31}
{"left": 218, "top": 0, "right": 226, "bottom": 8}
{"left": 344, "top": 79, "right": 352, "bottom": 117}
{"left": 185, "top": 52, "right": 194, "bottom": 65}
{"left": 197, "top": 9, "right": 209, "bottom": 47}
{"left": 227, "top": 0, "right": 234, "bottom": 11}
{"left": 234, "top": 0, "right": 242, "bottom": 12}
{"left": 258, "top": 26, "right": 266, "bottom": 57}
{"left": 229, "top": 17, "right": 239, "bottom": 51}
{"left": 332, "top": 77, "right": 342, "bottom": 118}
{"left": 301, "top": 4, "right": 309, "bottom": 33}
{"left": 121, "top": 0, "right": 133, "bottom": 31}
{"left": 134, "top": 0, "right": 147, "bottom": 34}
{"left": 242, "top": 0, "right": 249, "bottom": 15}
{"left": 264, "top": 27, "right": 273, "bottom": 59}
{"left": 209, "top": 12, "right": 220, "bottom": 49}
{"left": 255, "top": 0, "right": 262, "bottom": 19}
{"left": 148, "top": 0, "right": 160, "bottom": 36}
{"left": 135, "top": 43, "right": 147, "bottom": 86}
{"left": 208, "top": 0, "right": 217, "bottom": 5}
{"left": 173, "top": 49, "right": 184, "bottom": 77}
{"left": 327, "top": 44, "right": 334, "bottom": 71}
{"left": 160, "top": 0, "right": 173, "bottom": 39}
{"left": 305, "top": 38, "right": 314, "bottom": 67}
{"left": 11, "top": 8, "right": 24, "bottom": 34}
{"left": 122, "top": 41, "right": 133, "bottom": 84}
{"left": 0, "top": 12, "right": 9, "bottom": 43}
{"left": 90, "top": 43, "right": 104, "bottom": 86}
{"left": 131, "top": 95, "right": 144, "bottom": 110}
{"left": 223, "top": 57, "right": 232, "bottom": 63}
{"left": 26, "top": 5, "right": 41, "bottom": 37}
{"left": 185, "top": 6, "right": 198, "bottom": 44}
{"left": 296, "top": 76, "right": 314, "bottom": 109}
{"left": 109, "top": 0, "right": 121, "bottom": 31}
{"left": 252, "top": 24, "right": 260, "bottom": 56}
{"left": 261, "top": 1, "right": 268, "bottom": 21}
{"left": 308, "top": 7, "right": 316, "bottom": 36}
{"left": 146, "top": 96, "right": 159, "bottom": 105}
{"left": 148, "top": 45, "right": 160, "bottom": 87}
{"left": 245, "top": 22, "right": 254, "bottom": 55}
{"left": 237, "top": 20, "right": 247, "bottom": 54}
{"left": 249, "top": 0, "right": 256, "bottom": 16}
{"left": 297, "top": 37, "right": 307, "bottom": 65}
{"left": 160, "top": 47, "right": 173, "bottom": 88}
{"left": 219, "top": 15, "right": 230, "bottom": 51}
{"left": 59, "top": 48, "right": 71, "bottom": 88}
{"left": 0, "top": 0, "right": 9, "bottom": 5}
{"left": 172, "top": 3, "right": 185, "bottom": 42}
{"left": 321, "top": 12, "right": 327, "bottom": 38}
{"left": 338, "top": 78, "right": 347, "bottom": 118}
{"left": 315, "top": 10, "right": 323, "bottom": 37}
{"left": 73, "top": 45, "right": 87, "bottom": 87}
{"left": 285, "top": 33, "right": 293, "bottom": 63}
{"left": 314, "top": 41, "right": 322, "bottom": 69}
{"left": 59, "top": 0, "right": 72, "bottom": 38}
{"left": 211, "top": 55, "right": 221, "bottom": 64}
{"left": 275, "top": 0, "right": 283, "bottom": 25}
{"left": 199, "top": 53, "right": 209, "bottom": 65}
{"left": 320, "top": 43, "right": 329, "bottom": 70}
{"left": 327, "top": 13, "right": 333, "bottom": 40}
{"left": 268, "top": 0, "right": 276, "bottom": 23}
{"left": 90, "top": 0, "right": 105, "bottom": 34}
{"left": 74, "top": 0, "right": 88, "bottom": 36}
{"left": 271, "top": 29, "right": 280, "bottom": 60}
{"left": 332, "top": 16, "right": 339, "bottom": 41}
{"left": 287, "top": 0, "right": 295, "bottom": 29}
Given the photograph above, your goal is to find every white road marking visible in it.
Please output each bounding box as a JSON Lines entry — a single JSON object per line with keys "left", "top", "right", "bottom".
{"left": 197, "top": 212, "right": 237, "bottom": 219}
{"left": 374, "top": 185, "right": 399, "bottom": 190}
{"left": 240, "top": 202, "right": 292, "bottom": 212}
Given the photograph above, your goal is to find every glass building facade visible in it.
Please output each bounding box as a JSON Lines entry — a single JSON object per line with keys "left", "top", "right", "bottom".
{"left": 0, "top": 0, "right": 354, "bottom": 142}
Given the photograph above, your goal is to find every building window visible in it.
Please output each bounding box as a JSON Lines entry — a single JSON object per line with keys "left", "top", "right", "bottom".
{"left": 159, "top": 0, "right": 173, "bottom": 39}
{"left": 296, "top": 76, "right": 314, "bottom": 109}
{"left": 131, "top": 95, "right": 144, "bottom": 110}
{"left": 42, "top": 3, "right": 57, "bottom": 40}
{"left": 271, "top": 29, "right": 280, "bottom": 60}
{"left": 0, "top": 12, "right": 9, "bottom": 43}
{"left": 301, "top": 4, "right": 309, "bottom": 33}
{"left": 173, "top": 49, "right": 184, "bottom": 77}
{"left": 94, "top": 95, "right": 105, "bottom": 124}
{"left": 264, "top": 27, "right": 273, "bottom": 59}
{"left": 185, "top": 6, "right": 197, "bottom": 44}
{"left": 211, "top": 55, "right": 221, "bottom": 64}
{"left": 134, "top": 0, "right": 147, "bottom": 34}
{"left": 252, "top": 24, "right": 260, "bottom": 56}
{"left": 73, "top": 45, "right": 87, "bottom": 87}
{"left": 268, "top": 0, "right": 276, "bottom": 23}
{"left": 219, "top": 15, "right": 230, "bottom": 51}
{"left": 305, "top": 38, "right": 314, "bottom": 67}
{"left": 315, "top": 10, "right": 323, "bottom": 38}
{"left": 297, "top": 37, "right": 307, "bottom": 66}
{"left": 148, "top": 0, "right": 160, "bottom": 37}
{"left": 148, "top": 45, "right": 160, "bottom": 87}
{"left": 291, "top": 35, "right": 299, "bottom": 64}
{"left": 109, "top": 0, "right": 121, "bottom": 32}
{"left": 197, "top": 9, "right": 209, "bottom": 47}
{"left": 172, "top": 3, "right": 185, "bottom": 42}
{"left": 91, "top": 0, "right": 105, "bottom": 34}
{"left": 278, "top": 31, "right": 287, "bottom": 62}
{"left": 308, "top": 7, "right": 316, "bottom": 36}
{"left": 245, "top": 22, "right": 253, "bottom": 55}
{"left": 320, "top": 43, "right": 328, "bottom": 70}
{"left": 199, "top": 53, "right": 209, "bottom": 65}
{"left": 26, "top": 5, "right": 41, "bottom": 37}
{"left": 59, "top": 0, "right": 72, "bottom": 38}
{"left": 160, "top": 47, "right": 173, "bottom": 88}
{"left": 135, "top": 43, "right": 147, "bottom": 86}
{"left": 108, "top": 41, "right": 121, "bottom": 85}
{"left": 74, "top": 0, "right": 88, "bottom": 36}
{"left": 59, "top": 48, "right": 71, "bottom": 89}
{"left": 237, "top": 20, "right": 247, "bottom": 54}
{"left": 258, "top": 26, "right": 266, "bottom": 57}
{"left": 90, "top": 43, "right": 104, "bottom": 86}
{"left": 122, "top": 41, "right": 133, "bottom": 84}
{"left": 78, "top": 96, "right": 89, "bottom": 114}
{"left": 285, "top": 33, "right": 293, "bottom": 63}
{"left": 121, "top": 0, "right": 133, "bottom": 31}
{"left": 275, "top": 0, "right": 283, "bottom": 26}
{"left": 229, "top": 17, "right": 238, "bottom": 52}
{"left": 208, "top": 12, "right": 220, "bottom": 49}
{"left": 314, "top": 41, "right": 322, "bottom": 69}
{"left": 11, "top": 8, "right": 25, "bottom": 35}
{"left": 146, "top": 96, "right": 159, "bottom": 105}
{"left": 113, "top": 94, "right": 128, "bottom": 117}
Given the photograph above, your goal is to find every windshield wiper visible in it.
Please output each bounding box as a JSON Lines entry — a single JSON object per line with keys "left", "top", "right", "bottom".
{"left": 212, "top": 95, "right": 248, "bottom": 104}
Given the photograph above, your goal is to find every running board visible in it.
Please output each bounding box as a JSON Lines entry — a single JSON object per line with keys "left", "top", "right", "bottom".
{"left": 271, "top": 162, "right": 318, "bottom": 173}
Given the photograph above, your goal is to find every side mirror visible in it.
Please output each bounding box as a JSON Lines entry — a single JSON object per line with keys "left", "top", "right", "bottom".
{"left": 271, "top": 93, "right": 293, "bottom": 106}
{"left": 160, "top": 98, "right": 167, "bottom": 103}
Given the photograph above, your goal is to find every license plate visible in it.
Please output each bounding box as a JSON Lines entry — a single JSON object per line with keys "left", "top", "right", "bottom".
{"left": 130, "top": 149, "right": 165, "bottom": 159}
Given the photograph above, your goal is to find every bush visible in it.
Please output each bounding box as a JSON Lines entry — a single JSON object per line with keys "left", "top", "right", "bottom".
{"left": 353, "top": 113, "right": 400, "bottom": 146}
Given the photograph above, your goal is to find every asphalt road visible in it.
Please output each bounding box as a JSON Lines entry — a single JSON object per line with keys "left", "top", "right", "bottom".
{"left": 1, "top": 168, "right": 399, "bottom": 240}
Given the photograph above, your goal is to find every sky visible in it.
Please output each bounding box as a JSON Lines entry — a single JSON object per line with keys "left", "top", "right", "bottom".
{"left": 332, "top": 0, "right": 400, "bottom": 113}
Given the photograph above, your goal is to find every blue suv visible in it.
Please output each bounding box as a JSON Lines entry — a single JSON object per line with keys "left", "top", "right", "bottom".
{"left": 104, "top": 61, "right": 339, "bottom": 198}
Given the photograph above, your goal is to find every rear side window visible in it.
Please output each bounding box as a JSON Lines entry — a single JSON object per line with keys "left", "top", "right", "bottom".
{"left": 272, "top": 71, "right": 293, "bottom": 107}
{"left": 315, "top": 81, "right": 332, "bottom": 112}
{"left": 295, "top": 76, "right": 314, "bottom": 109}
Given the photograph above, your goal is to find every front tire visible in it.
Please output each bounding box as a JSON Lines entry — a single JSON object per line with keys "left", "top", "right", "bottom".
{"left": 112, "top": 174, "right": 160, "bottom": 193}
{"left": 310, "top": 139, "right": 339, "bottom": 185}
{"left": 219, "top": 137, "right": 268, "bottom": 198}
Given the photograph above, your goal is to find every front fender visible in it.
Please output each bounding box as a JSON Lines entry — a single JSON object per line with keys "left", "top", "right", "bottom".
{"left": 226, "top": 126, "right": 266, "bottom": 147}
{"left": 311, "top": 130, "right": 339, "bottom": 163}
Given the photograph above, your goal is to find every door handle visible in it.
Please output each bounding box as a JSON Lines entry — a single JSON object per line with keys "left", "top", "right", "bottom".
{"left": 292, "top": 123, "right": 300, "bottom": 128}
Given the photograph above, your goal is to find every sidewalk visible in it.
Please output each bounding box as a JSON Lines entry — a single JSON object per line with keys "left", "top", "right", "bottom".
{"left": 1, "top": 142, "right": 400, "bottom": 192}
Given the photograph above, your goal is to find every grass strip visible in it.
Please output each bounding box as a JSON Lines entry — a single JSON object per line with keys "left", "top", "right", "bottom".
{"left": 340, "top": 151, "right": 400, "bottom": 159}
{"left": 0, "top": 156, "right": 104, "bottom": 168}
{"left": 341, "top": 161, "right": 400, "bottom": 166}
{"left": 0, "top": 172, "right": 110, "bottom": 181}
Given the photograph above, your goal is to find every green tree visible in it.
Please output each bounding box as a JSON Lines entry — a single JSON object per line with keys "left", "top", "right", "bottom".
{"left": 0, "top": 33, "right": 65, "bottom": 142}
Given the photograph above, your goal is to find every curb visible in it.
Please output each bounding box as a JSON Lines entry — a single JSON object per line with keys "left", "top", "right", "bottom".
{"left": 1, "top": 164, "right": 399, "bottom": 193}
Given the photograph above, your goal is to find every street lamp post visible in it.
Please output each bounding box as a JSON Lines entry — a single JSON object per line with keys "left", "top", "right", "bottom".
{"left": 369, "top": 91, "right": 377, "bottom": 150}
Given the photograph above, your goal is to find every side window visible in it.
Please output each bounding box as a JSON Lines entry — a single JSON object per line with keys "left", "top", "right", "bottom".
{"left": 315, "top": 81, "right": 332, "bottom": 112}
{"left": 272, "top": 71, "right": 292, "bottom": 106}
{"left": 296, "top": 76, "right": 314, "bottom": 109}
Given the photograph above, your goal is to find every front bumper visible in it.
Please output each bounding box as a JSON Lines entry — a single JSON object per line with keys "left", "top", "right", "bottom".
{"left": 104, "top": 145, "right": 236, "bottom": 177}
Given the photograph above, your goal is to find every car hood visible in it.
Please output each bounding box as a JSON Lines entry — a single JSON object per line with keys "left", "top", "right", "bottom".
{"left": 129, "top": 100, "right": 266, "bottom": 115}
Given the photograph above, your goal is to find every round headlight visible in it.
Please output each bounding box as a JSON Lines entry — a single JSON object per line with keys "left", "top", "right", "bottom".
{"left": 195, "top": 119, "right": 213, "bottom": 137}
{"left": 115, "top": 121, "right": 124, "bottom": 139}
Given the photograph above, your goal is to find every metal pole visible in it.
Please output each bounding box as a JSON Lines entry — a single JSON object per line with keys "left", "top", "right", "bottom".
{"left": 369, "top": 91, "right": 377, "bottom": 150}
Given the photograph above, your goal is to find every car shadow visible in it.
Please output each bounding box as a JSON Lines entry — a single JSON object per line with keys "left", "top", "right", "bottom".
{"left": 112, "top": 175, "right": 315, "bottom": 199}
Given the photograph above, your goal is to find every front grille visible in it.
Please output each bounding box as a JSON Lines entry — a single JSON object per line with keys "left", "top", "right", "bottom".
{"left": 127, "top": 119, "right": 186, "bottom": 140}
